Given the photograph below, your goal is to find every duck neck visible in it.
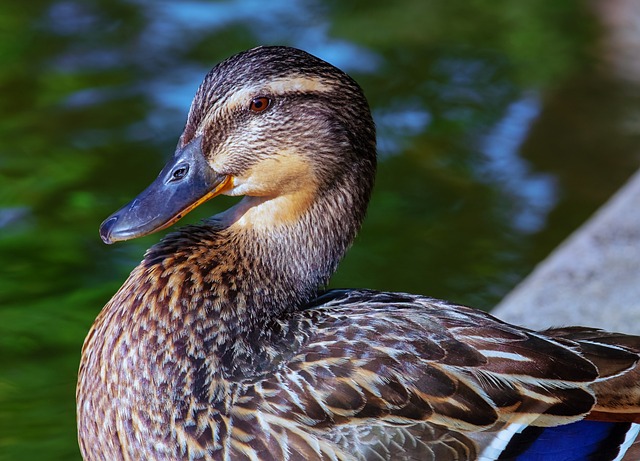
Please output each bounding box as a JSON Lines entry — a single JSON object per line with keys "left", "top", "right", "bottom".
{"left": 134, "top": 185, "right": 365, "bottom": 341}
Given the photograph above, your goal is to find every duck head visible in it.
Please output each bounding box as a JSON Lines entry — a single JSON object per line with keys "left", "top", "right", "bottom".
{"left": 100, "top": 46, "right": 377, "bottom": 245}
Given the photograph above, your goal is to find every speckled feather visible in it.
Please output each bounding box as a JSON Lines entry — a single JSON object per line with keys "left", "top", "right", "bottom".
{"left": 78, "top": 47, "right": 640, "bottom": 461}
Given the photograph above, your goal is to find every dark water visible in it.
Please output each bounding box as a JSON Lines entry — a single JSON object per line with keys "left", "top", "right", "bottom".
{"left": 2, "top": 1, "right": 640, "bottom": 459}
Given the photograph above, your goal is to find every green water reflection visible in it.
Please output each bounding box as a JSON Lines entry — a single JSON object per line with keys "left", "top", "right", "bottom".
{"left": 1, "top": 0, "right": 639, "bottom": 459}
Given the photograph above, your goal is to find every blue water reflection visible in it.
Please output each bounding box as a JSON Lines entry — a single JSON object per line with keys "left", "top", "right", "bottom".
{"left": 481, "top": 94, "right": 558, "bottom": 233}
{"left": 376, "top": 105, "right": 432, "bottom": 156}
{"left": 149, "top": 0, "right": 380, "bottom": 70}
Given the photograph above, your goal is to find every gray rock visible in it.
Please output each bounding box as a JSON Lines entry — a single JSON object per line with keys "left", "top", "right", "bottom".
{"left": 493, "top": 169, "right": 640, "bottom": 334}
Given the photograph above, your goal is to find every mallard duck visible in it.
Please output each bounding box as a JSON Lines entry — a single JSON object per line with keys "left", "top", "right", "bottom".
{"left": 77, "top": 46, "right": 640, "bottom": 461}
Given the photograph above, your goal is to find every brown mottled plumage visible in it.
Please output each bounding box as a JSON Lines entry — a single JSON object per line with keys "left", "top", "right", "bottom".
{"left": 78, "top": 46, "right": 640, "bottom": 460}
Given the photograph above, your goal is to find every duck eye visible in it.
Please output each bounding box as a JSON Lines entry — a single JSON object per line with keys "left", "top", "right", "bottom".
{"left": 249, "top": 97, "right": 271, "bottom": 113}
{"left": 171, "top": 165, "right": 189, "bottom": 181}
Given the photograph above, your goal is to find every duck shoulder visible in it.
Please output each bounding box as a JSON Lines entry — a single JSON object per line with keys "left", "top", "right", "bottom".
{"left": 194, "top": 289, "right": 639, "bottom": 460}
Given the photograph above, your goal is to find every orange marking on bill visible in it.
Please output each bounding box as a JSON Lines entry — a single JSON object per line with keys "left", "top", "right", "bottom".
{"left": 155, "top": 175, "right": 234, "bottom": 232}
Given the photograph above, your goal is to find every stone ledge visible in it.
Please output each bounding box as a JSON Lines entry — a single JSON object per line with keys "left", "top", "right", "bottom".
{"left": 493, "top": 169, "right": 640, "bottom": 334}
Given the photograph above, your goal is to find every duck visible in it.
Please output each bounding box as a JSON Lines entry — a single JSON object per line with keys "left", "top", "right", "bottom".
{"left": 77, "top": 46, "right": 640, "bottom": 461}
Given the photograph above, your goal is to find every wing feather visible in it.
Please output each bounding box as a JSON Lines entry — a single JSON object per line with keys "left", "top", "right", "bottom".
{"left": 191, "top": 290, "right": 640, "bottom": 459}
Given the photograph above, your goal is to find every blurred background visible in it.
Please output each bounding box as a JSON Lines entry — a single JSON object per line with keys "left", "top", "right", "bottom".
{"left": 2, "top": 0, "right": 640, "bottom": 459}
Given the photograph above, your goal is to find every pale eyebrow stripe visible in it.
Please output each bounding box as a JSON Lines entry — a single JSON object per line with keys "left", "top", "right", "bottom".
{"left": 264, "top": 76, "right": 333, "bottom": 95}
{"left": 227, "top": 75, "right": 333, "bottom": 110}
{"left": 196, "top": 75, "right": 333, "bottom": 135}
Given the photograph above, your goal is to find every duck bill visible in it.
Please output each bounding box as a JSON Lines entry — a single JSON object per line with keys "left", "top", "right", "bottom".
{"left": 99, "top": 136, "right": 233, "bottom": 244}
